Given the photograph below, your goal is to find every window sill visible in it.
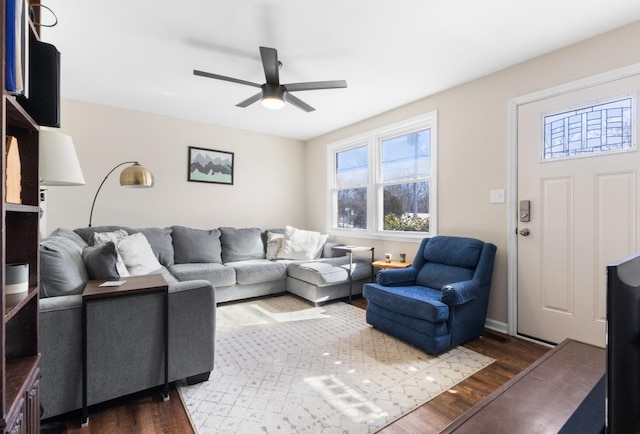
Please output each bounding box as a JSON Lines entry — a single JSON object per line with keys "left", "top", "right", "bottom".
{"left": 327, "top": 228, "right": 428, "bottom": 243}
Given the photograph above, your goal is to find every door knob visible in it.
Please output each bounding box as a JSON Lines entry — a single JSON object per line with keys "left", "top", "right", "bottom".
{"left": 519, "top": 228, "right": 530, "bottom": 236}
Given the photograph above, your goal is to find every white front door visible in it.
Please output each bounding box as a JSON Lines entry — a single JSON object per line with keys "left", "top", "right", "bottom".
{"left": 517, "top": 74, "right": 640, "bottom": 347}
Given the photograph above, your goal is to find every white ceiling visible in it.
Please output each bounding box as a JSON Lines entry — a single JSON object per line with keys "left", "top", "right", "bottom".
{"left": 41, "top": 1, "right": 640, "bottom": 141}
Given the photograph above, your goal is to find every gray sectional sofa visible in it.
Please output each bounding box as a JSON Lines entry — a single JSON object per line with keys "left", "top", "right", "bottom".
{"left": 38, "top": 224, "right": 373, "bottom": 419}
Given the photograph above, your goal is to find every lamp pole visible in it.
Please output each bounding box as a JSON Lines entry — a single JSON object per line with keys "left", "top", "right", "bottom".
{"left": 88, "top": 161, "right": 139, "bottom": 227}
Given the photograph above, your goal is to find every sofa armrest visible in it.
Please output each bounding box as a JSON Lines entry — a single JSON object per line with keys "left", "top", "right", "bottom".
{"left": 376, "top": 267, "right": 418, "bottom": 287}
{"left": 441, "top": 280, "right": 479, "bottom": 305}
{"left": 322, "top": 242, "right": 344, "bottom": 258}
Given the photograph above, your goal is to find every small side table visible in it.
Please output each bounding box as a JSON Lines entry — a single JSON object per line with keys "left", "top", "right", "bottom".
{"left": 332, "top": 245, "right": 375, "bottom": 303}
{"left": 372, "top": 259, "right": 413, "bottom": 270}
{"left": 81, "top": 274, "right": 170, "bottom": 426}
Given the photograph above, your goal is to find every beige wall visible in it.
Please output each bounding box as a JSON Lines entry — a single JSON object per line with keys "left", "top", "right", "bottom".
{"left": 44, "top": 99, "right": 305, "bottom": 233}
{"left": 305, "top": 21, "right": 640, "bottom": 326}
{"left": 45, "top": 21, "right": 640, "bottom": 328}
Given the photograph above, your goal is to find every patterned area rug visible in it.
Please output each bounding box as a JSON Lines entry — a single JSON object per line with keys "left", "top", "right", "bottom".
{"left": 178, "top": 295, "right": 494, "bottom": 433}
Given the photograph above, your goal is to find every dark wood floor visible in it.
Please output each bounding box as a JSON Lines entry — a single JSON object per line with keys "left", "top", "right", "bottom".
{"left": 44, "top": 298, "right": 550, "bottom": 434}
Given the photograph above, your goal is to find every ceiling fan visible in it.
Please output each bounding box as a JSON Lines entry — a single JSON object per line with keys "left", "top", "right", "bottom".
{"left": 193, "top": 46, "right": 347, "bottom": 112}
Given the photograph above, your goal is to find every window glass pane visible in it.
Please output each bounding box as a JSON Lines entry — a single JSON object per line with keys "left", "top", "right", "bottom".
{"left": 543, "top": 98, "right": 633, "bottom": 159}
{"left": 336, "top": 145, "right": 368, "bottom": 188}
{"left": 383, "top": 182, "right": 429, "bottom": 232}
{"left": 382, "top": 129, "right": 430, "bottom": 182}
{"left": 337, "top": 188, "right": 367, "bottom": 229}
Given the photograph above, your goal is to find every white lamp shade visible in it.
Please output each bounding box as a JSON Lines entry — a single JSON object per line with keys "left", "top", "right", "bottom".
{"left": 39, "top": 131, "right": 86, "bottom": 186}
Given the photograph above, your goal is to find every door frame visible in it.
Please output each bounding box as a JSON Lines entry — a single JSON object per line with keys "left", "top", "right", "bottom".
{"left": 506, "top": 62, "right": 640, "bottom": 337}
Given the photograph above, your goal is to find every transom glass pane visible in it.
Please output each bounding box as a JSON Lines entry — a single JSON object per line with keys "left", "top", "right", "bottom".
{"left": 381, "top": 129, "right": 430, "bottom": 181}
{"left": 336, "top": 145, "right": 368, "bottom": 188}
{"left": 543, "top": 98, "right": 633, "bottom": 160}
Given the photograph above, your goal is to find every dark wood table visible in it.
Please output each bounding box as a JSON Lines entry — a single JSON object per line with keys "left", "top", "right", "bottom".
{"left": 440, "top": 339, "right": 605, "bottom": 433}
{"left": 81, "top": 274, "right": 169, "bottom": 426}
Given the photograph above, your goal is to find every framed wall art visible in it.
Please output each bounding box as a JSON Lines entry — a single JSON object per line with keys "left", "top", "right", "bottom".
{"left": 188, "top": 146, "right": 234, "bottom": 185}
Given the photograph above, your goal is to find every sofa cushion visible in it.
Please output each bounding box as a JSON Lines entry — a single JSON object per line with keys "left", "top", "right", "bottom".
{"left": 82, "top": 242, "right": 120, "bottom": 280}
{"left": 171, "top": 226, "right": 222, "bottom": 264}
{"left": 169, "top": 262, "right": 236, "bottom": 287}
{"left": 286, "top": 257, "right": 372, "bottom": 287}
{"left": 40, "top": 236, "right": 89, "bottom": 298}
{"left": 225, "top": 259, "right": 287, "bottom": 285}
{"left": 136, "top": 227, "right": 175, "bottom": 267}
{"left": 219, "top": 227, "right": 265, "bottom": 263}
{"left": 116, "top": 233, "right": 163, "bottom": 276}
{"left": 90, "top": 230, "right": 130, "bottom": 277}
{"left": 50, "top": 227, "right": 88, "bottom": 249}
{"left": 265, "top": 232, "right": 284, "bottom": 260}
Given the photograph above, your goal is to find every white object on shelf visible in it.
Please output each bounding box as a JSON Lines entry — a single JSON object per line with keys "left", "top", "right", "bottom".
{"left": 5, "top": 263, "right": 28, "bottom": 294}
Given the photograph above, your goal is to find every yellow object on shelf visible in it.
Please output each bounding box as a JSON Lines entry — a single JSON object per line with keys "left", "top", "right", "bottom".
{"left": 5, "top": 135, "right": 22, "bottom": 204}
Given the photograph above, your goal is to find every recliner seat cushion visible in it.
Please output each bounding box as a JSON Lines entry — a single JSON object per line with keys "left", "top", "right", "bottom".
{"left": 363, "top": 284, "right": 449, "bottom": 323}
{"left": 366, "top": 301, "right": 449, "bottom": 337}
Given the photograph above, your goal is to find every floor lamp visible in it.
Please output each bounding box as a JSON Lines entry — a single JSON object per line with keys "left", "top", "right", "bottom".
{"left": 39, "top": 131, "right": 86, "bottom": 235}
{"left": 88, "top": 162, "right": 155, "bottom": 227}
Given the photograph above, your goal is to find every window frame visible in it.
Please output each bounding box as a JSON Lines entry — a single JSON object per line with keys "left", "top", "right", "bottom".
{"left": 327, "top": 111, "right": 438, "bottom": 242}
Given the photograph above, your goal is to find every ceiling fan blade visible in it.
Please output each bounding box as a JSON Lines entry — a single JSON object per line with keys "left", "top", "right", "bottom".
{"left": 285, "top": 93, "right": 315, "bottom": 112}
{"left": 236, "top": 92, "right": 263, "bottom": 108}
{"left": 284, "top": 80, "right": 347, "bottom": 92}
{"left": 193, "top": 70, "right": 261, "bottom": 88}
{"left": 259, "top": 46, "right": 280, "bottom": 85}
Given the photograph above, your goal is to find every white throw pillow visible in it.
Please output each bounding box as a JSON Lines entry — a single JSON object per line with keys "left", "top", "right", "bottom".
{"left": 277, "top": 226, "right": 323, "bottom": 260}
{"left": 91, "top": 230, "right": 130, "bottom": 277}
{"left": 266, "top": 232, "right": 284, "bottom": 260}
{"left": 116, "top": 233, "right": 162, "bottom": 276}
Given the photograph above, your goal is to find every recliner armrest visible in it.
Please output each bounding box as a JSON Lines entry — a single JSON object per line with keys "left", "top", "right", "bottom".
{"left": 376, "top": 267, "right": 418, "bottom": 287}
{"left": 441, "top": 280, "right": 478, "bottom": 305}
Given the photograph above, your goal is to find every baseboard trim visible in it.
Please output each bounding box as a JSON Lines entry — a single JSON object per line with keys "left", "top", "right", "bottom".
{"left": 485, "top": 318, "right": 508, "bottom": 334}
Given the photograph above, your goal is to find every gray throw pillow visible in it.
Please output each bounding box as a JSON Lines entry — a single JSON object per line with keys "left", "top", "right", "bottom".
{"left": 74, "top": 225, "right": 133, "bottom": 244}
{"left": 40, "top": 236, "right": 89, "bottom": 298}
{"left": 136, "top": 227, "right": 175, "bottom": 267}
{"left": 171, "top": 226, "right": 222, "bottom": 264}
{"left": 219, "top": 227, "right": 265, "bottom": 263}
{"left": 82, "top": 242, "right": 120, "bottom": 280}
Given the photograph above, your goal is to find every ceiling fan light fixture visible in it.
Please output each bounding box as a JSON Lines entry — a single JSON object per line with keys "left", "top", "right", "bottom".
{"left": 261, "top": 96, "right": 285, "bottom": 110}
{"left": 261, "top": 84, "right": 286, "bottom": 110}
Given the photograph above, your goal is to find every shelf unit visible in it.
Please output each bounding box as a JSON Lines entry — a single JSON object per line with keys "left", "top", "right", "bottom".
{"left": 1, "top": 2, "right": 42, "bottom": 433}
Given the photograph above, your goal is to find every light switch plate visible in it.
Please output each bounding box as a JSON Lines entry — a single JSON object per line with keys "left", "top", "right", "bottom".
{"left": 490, "top": 189, "right": 505, "bottom": 203}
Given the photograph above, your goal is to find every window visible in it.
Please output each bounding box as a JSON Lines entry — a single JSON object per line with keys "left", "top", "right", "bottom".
{"left": 543, "top": 96, "right": 634, "bottom": 160}
{"left": 329, "top": 112, "right": 437, "bottom": 239}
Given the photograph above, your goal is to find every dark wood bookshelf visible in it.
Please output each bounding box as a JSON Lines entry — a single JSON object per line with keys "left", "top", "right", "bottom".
{"left": 1, "top": 1, "right": 43, "bottom": 432}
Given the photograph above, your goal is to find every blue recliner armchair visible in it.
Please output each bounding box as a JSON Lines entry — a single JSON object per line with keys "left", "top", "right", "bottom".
{"left": 363, "top": 236, "right": 497, "bottom": 355}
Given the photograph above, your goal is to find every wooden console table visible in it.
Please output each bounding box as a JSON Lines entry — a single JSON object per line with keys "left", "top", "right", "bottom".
{"left": 81, "top": 274, "right": 169, "bottom": 426}
{"left": 440, "top": 339, "right": 605, "bottom": 433}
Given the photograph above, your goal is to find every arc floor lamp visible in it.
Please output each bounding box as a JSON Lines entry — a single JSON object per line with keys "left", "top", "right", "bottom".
{"left": 88, "top": 161, "right": 155, "bottom": 227}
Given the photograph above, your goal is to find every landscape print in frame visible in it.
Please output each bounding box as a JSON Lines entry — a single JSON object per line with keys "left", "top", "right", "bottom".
{"left": 188, "top": 146, "right": 234, "bottom": 185}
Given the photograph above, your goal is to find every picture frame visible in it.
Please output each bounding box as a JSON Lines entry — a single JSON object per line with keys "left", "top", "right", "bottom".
{"left": 188, "top": 146, "right": 234, "bottom": 185}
